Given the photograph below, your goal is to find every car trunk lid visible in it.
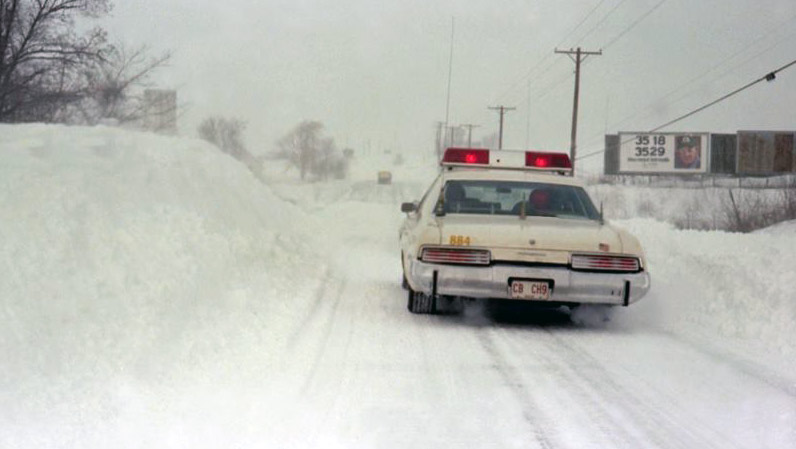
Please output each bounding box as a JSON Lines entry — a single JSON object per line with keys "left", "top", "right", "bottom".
{"left": 436, "top": 214, "right": 622, "bottom": 263}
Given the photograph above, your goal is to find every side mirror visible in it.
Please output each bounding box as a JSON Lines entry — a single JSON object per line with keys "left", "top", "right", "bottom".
{"left": 401, "top": 202, "right": 418, "bottom": 213}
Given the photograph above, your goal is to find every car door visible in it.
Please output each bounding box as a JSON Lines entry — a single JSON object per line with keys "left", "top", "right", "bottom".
{"left": 400, "top": 174, "right": 442, "bottom": 264}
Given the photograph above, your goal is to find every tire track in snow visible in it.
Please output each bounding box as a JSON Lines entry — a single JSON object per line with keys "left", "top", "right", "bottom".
{"left": 286, "top": 266, "right": 333, "bottom": 349}
{"left": 491, "top": 326, "right": 646, "bottom": 449}
{"left": 280, "top": 275, "right": 353, "bottom": 448}
{"left": 298, "top": 278, "right": 349, "bottom": 396}
{"left": 652, "top": 328, "right": 796, "bottom": 398}
{"left": 476, "top": 330, "right": 557, "bottom": 449}
{"left": 540, "top": 329, "right": 745, "bottom": 449}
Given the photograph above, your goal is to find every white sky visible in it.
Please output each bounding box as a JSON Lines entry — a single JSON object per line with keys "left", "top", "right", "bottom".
{"left": 103, "top": 0, "right": 796, "bottom": 171}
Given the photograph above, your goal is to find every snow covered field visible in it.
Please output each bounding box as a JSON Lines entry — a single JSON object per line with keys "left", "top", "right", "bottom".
{"left": 1, "top": 125, "right": 794, "bottom": 448}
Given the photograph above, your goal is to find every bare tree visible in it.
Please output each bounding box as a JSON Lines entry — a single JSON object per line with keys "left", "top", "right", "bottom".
{"left": 198, "top": 116, "right": 247, "bottom": 157}
{"left": 314, "top": 137, "right": 336, "bottom": 180}
{"left": 197, "top": 116, "right": 264, "bottom": 179}
{"left": 72, "top": 43, "right": 171, "bottom": 125}
{"left": 0, "top": 0, "right": 111, "bottom": 122}
{"left": 277, "top": 120, "right": 323, "bottom": 180}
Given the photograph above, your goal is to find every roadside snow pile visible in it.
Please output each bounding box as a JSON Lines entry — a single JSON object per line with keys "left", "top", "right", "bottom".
{"left": 587, "top": 181, "right": 795, "bottom": 367}
{"left": 613, "top": 218, "right": 796, "bottom": 361}
{"left": 588, "top": 183, "right": 790, "bottom": 231}
{"left": 754, "top": 218, "right": 796, "bottom": 235}
{"left": 0, "top": 124, "right": 326, "bottom": 447}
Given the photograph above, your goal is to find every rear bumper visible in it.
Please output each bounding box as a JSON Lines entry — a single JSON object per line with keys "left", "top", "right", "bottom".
{"left": 407, "top": 260, "right": 650, "bottom": 305}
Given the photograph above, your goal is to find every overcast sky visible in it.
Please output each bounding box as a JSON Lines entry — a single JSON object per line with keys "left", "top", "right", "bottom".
{"left": 103, "top": 0, "right": 796, "bottom": 171}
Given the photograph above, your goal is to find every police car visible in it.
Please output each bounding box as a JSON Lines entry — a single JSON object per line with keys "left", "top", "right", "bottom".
{"left": 399, "top": 147, "right": 650, "bottom": 314}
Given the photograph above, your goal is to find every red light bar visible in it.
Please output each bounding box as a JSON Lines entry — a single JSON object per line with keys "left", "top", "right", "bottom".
{"left": 525, "top": 152, "right": 572, "bottom": 169}
{"left": 571, "top": 255, "right": 640, "bottom": 272}
{"left": 421, "top": 247, "right": 491, "bottom": 265}
{"left": 442, "top": 148, "right": 490, "bottom": 165}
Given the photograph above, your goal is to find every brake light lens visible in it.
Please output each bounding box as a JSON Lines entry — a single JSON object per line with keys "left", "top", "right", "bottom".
{"left": 442, "top": 148, "right": 490, "bottom": 165}
{"left": 525, "top": 152, "right": 572, "bottom": 169}
{"left": 421, "top": 247, "right": 491, "bottom": 265}
{"left": 571, "top": 255, "right": 640, "bottom": 272}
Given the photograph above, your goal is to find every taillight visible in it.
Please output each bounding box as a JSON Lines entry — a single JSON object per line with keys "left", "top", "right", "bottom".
{"left": 421, "top": 247, "right": 491, "bottom": 265}
{"left": 571, "top": 255, "right": 640, "bottom": 272}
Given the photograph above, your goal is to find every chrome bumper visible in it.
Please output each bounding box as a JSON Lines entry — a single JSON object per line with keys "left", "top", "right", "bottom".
{"left": 407, "top": 260, "right": 650, "bottom": 305}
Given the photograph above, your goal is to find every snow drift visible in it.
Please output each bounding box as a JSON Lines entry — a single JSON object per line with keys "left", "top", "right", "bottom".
{"left": 0, "top": 125, "right": 326, "bottom": 447}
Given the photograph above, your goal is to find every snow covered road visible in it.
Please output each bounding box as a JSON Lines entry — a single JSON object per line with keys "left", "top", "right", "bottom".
{"left": 264, "top": 183, "right": 796, "bottom": 449}
{"left": 2, "top": 125, "right": 794, "bottom": 448}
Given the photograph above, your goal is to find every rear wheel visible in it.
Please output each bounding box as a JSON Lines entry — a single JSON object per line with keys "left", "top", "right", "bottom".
{"left": 400, "top": 252, "right": 409, "bottom": 290}
{"left": 407, "top": 288, "right": 436, "bottom": 314}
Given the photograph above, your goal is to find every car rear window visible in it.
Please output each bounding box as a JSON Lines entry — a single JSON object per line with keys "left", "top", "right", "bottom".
{"left": 441, "top": 180, "right": 599, "bottom": 220}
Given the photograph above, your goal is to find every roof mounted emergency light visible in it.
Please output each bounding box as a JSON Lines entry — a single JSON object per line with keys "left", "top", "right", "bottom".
{"left": 441, "top": 148, "right": 490, "bottom": 166}
{"left": 525, "top": 152, "right": 572, "bottom": 170}
{"left": 442, "top": 147, "right": 572, "bottom": 173}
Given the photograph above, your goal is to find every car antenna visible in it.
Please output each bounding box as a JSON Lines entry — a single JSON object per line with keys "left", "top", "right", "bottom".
{"left": 599, "top": 201, "right": 604, "bottom": 225}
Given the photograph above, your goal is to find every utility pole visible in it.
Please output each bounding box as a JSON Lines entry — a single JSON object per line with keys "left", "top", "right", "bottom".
{"left": 555, "top": 47, "right": 602, "bottom": 175}
{"left": 460, "top": 124, "right": 480, "bottom": 147}
{"left": 488, "top": 106, "right": 516, "bottom": 150}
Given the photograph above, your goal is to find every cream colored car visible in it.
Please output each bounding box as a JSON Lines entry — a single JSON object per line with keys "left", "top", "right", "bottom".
{"left": 399, "top": 148, "right": 650, "bottom": 314}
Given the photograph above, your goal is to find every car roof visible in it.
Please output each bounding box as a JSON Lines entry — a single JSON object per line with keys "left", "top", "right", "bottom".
{"left": 440, "top": 168, "right": 586, "bottom": 187}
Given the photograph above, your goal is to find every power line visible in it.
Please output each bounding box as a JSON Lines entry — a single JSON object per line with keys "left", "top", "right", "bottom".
{"left": 575, "top": 57, "right": 796, "bottom": 162}
{"left": 517, "top": 58, "right": 604, "bottom": 148}
{"left": 490, "top": 58, "right": 562, "bottom": 106}
{"left": 579, "top": 11, "right": 796, "bottom": 150}
{"left": 649, "top": 60, "right": 796, "bottom": 132}
{"left": 574, "top": 0, "right": 630, "bottom": 46}
{"left": 557, "top": 0, "right": 609, "bottom": 48}
{"left": 477, "top": 0, "right": 611, "bottom": 117}
{"left": 511, "top": 0, "right": 667, "bottom": 148}
{"left": 517, "top": 0, "right": 663, "bottom": 110}
{"left": 488, "top": 0, "right": 625, "bottom": 133}
{"left": 602, "top": 0, "right": 670, "bottom": 50}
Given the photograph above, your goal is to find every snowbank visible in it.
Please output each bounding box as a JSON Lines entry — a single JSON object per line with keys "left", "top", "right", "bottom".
{"left": 0, "top": 125, "right": 326, "bottom": 447}
{"left": 754, "top": 218, "right": 796, "bottom": 235}
{"left": 610, "top": 218, "right": 796, "bottom": 367}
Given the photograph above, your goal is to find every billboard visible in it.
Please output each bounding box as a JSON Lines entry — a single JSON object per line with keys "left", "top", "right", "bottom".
{"left": 737, "top": 131, "right": 796, "bottom": 175}
{"left": 617, "top": 132, "right": 709, "bottom": 174}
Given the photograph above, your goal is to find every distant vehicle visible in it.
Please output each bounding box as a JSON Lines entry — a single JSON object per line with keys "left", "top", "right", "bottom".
{"left": 377, "top": 171, "right": 392, "bottom": 184}
{"left": 399, "top": 147, "right": 650, "bottom": 314}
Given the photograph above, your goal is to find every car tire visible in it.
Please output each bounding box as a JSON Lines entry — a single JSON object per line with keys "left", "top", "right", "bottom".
{"left": 407, "top": 288, "right": 436, "bottom": 314}
{"left": 400, "top": 252, "right": 409, "bottom": 290}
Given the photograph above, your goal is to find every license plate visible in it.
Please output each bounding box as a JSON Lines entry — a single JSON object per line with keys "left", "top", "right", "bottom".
{"left": 509, "top": 280, "right": 551, "bottom": 300}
